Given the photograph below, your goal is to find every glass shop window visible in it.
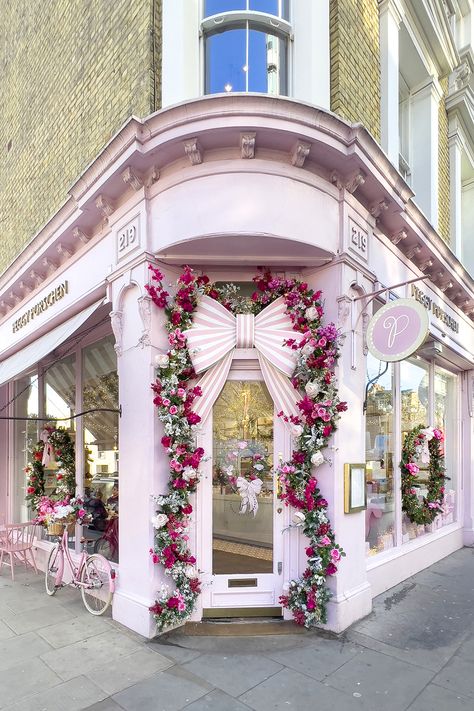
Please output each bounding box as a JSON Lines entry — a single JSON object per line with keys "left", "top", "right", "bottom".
{"left": 13, "top": 374, "right": 39, "bottom": 523}
{"left": 82, "top": 335, "right": 119, "bottom": 562}
{"left": 203, "top": 1, "right": 289, "bottom": 96}
{"left": 43, "top": 354, "right": 77, "bottom": 547}
{"left": 400, "top": 357, "right": 430, "bottom": 542}
{"left": 365, "top": 353, "right": 395, "bottom": 556}
{"left": 434, "top": 366, "right": 458, "bottom": 527}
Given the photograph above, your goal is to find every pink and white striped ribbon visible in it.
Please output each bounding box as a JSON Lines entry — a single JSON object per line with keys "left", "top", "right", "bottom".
{"left": 183, "top": 295, "right": 303, "bottom": 424}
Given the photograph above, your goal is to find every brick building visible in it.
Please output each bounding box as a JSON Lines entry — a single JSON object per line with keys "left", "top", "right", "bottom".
{"left": 0, "top": 1, "right": 473, "bottom": 637}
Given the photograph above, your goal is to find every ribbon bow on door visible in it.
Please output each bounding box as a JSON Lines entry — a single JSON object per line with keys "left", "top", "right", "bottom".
{"left": 183, "top": 295, "right": 303, "bottom": 425}
{"left": 236, "top": 476, "right": 263, "bottom": 516}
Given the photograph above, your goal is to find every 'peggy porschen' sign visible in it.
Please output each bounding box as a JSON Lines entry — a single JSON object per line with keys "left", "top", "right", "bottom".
{"left": 12, "top": 281, "right": 68, "bottom": 334}
{"left": 366, "top": 298, "right": 429, "bottom": 362}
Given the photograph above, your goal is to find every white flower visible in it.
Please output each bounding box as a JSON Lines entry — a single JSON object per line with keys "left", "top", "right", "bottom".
{"left": 291, "top": 424, "right": 303, "bottom": 438}
{"left": 53, "top": 505, "right": 74, "bottom": 520}
{"left": 185, "top": 565, "right": 198, "bottom": 578}
{"left": 311, "top": 451, "right": 324, "bottom": 467}
{"left": 305, "top": 306, "right": 318, "bottom": 321}
{"left": 224, "top": 465, "right": 234, "bottom": 476}
{"left": 302, "top": 343, "right": 314, "bottom": 356}
{"left": 305, "top": 380, "right": 319, "bottom": 398}
{"left": 292, "top": 511, "right": 306, "bottom": 524}
{"left": 151, "top": 513, "right": 169, "bottom": 528}
{"left": 155, "top": 353, "right": 169, "bottom": 368}
{"left": 254, "top": 463, "right": 264, "bottom": 471}
{"left": 182, "top": 466, "right": 196, "bottom": 482}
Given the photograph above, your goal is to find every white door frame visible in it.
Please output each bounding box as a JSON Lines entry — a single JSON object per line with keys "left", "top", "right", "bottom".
{"left": 195, "top": 352, "right": 292, "bottom": 616}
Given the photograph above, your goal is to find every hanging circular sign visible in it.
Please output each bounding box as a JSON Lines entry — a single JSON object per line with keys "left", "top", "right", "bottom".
{"left": 367, "top": 298, "right": 429, "bottom": 362}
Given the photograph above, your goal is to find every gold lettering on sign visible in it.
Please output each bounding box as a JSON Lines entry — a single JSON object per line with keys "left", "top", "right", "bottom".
{"left": 12, "top": 281, "right": 69, "bottom": 333}
{"left": 411, "top": 285, "right": 459, "bottom": 334}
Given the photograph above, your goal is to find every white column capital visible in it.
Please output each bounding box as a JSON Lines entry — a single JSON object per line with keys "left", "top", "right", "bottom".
{"left": 412, "top": 75, "right": 444, "bottom": 105}
{"left": 378, "top": 0, "right": 404, "bottom": 27}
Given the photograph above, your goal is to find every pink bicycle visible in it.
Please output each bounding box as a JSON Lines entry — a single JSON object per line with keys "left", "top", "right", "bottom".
{"left": 45, "top": 523, "right": 115, "bottom": 615}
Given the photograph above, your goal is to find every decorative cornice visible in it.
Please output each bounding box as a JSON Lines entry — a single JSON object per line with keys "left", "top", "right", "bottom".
{"left": 291, "top": 140, "right": 311, "bottom": 168}
{"left": 390, "top": 229, "right": 407, "bottom": 245}
{"left": 72, "top": 227, "right": 91, "bottom": 244}
{"left": 57, "top": 243, "right": 73, "bottom": 261}
{"left": 370, "top": 199, "right": 389, "bottom": 219}
{"left": 95, "top": 194, "right": 115, "bottom": 218}
{"left": 240, "top": 132, "right": 256, "bottom": 159}
{"left": 122, "top": 166, "right": 144, "bottom": 191}
{"left": 405, "top": 244, "right": 422, "bottom": 260}
{"left": 345, "top": 169, "right": 366, "bottom": 194}
{"left": 183, "top": 137, "right": 202, "bottom": 165}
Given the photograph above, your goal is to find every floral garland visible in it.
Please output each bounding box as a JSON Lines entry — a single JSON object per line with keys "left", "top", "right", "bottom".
{"left": 401, "top": 424, "right": 447, "bottom": 525}
{"left": 147, "top": 266, "right": 346, "bottom": 630}
{"left": 25, "top": 425, "right": 76, "bottom": 510}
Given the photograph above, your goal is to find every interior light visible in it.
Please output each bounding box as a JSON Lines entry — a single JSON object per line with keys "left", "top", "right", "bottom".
{"left": 224, "top": 83, "right": 233, "bottom": 92}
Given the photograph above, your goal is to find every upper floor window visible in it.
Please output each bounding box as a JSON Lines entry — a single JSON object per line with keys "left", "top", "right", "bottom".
{"left": 203, "top": 0, "right": 290, "bottom": 96}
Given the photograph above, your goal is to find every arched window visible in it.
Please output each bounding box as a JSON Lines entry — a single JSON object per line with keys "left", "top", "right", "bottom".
{"left": 203, "top": 1, "right": 291, "bottom": 96}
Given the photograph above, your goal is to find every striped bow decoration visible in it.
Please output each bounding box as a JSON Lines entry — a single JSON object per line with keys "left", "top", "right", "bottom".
{"left": 183, "top": 295, "right": 303, "bottom": 424}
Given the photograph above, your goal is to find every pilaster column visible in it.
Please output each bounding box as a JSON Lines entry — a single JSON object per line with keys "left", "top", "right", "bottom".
{"left": 411, "top": 76, "right": 443, "bottom": 227}
{"left": 448, "top": 128, "right": 463, "bottom": 258}
{"left": 379, "top": 0, "right": 403, "bottom": 164}
{"left": 109, "top": 261, "right": 171, "bottom": 638}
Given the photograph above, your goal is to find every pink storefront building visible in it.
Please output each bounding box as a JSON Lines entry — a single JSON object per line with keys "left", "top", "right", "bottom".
{"left": 0, "top": 95, "right": 473, "bottom": 638}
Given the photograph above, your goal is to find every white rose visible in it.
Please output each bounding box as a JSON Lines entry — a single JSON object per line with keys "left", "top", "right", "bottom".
{"left": 182, "top": 466, "right": 196, "bottom": 482}
{"left": 151, "top": 513, "right": 169, "bottom": 528}
{"left": 302, "top": 343, "right": 314, "bottom": 356}
{"left": 291, "top": 424, "right": 303, "bottom": 438}
{"left": 305, "top": 381, "right": 319, "bottom": 398}
{"left": 305, "top": 306, "right": 318, "bottom": 321}
{"left": 311, "top": 451, "right": 324, "bottom": 467}
{"left": 253, "top": 463, "right": 264, "bottom": 471}
{"left": 185, "top": 565, "right": 198, "bottom": 578}
{"left": 292, "top": 511, "right": 306, "bottom": 524}
{"left": 155, "top": 353, "right": 169, "bottom": 368}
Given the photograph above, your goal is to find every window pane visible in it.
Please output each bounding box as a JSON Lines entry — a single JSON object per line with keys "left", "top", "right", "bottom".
{"left": 365, "top": 354, "right": 395, "bottom": 556}
{"left": 14, "top": 375, "right": 39, "bottom": 522}
{"left": 44, "top": 354, "right": 76, "bottom": 431}
{"left": 212, "top": 380, "right": 274, "bottom": 574}
{"left": 83, "top": 335, "right": 119, "bottom": 562}
{"left": 401, "top": 357, "right": 430, "bottom": 542}
{"left": 435, "top": 366, "right": 457, "bottom": 528}
{"left": 206, "top": 28, "right": 247, "bottom": 93}
{"left": 249, "top": 0, "right": 279, "bottom": 15}
{"left": 205, "top": 0, "right": 245, "bottom": 16}
{"left": 248, "top": 29, "right": 287, "bottom": 95}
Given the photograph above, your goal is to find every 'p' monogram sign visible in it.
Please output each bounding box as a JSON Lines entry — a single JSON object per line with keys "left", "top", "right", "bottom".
{"left": 367, "top": 299, "right": 429, "bottom": 362}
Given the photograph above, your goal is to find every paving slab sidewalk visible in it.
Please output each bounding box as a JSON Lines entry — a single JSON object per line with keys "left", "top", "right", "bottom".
{"left": 0, "top": 547, "right": 473, "bottom": 710}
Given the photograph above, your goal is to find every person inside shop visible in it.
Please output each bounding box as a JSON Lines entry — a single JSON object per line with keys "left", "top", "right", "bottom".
{"left": 106, "top": 483, "right": 119, "bottom": 514}
{"left": 86, "top": 488, "right": 107, "bottom": 532}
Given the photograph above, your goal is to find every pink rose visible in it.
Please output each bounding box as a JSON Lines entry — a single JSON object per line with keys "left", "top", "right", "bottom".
{"left": 177, "top": 388, "right": 186, "bottom": 399}
{"left": 406, "top": 462, "right": 419, "bottom": 475}
{"left": 162, "top": 398, "right": 171, "bottom": 407}
{"left": 318, "top": 535, "right": 331, "bottom": 546}
{"left": 169, "top": 405, "right": 178, "bottom": 415}
{"left": 78, "top": 509, "right": 86, "bottom": 518}
{"left": 330, "top": 548, "right": 341, "bottom": 562}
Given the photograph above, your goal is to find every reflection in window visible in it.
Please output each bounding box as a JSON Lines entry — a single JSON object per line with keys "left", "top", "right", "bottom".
{"left": 435, "top": 366, "right": 457, "bottom": 527}
{"left": 401, "top": 357, "right": 430, "bottom": 542}
{"left": 83, "top": 335, "right": 119, "bottom": 562}
{"left": 212, "top": 380, "right": 274, "bottom": 574}
{"left": 365, "top": 354, "right": 395, "bottom": 556}
{"left": 205, "top": 25, "right": 288, "bottom": 95}
{"left": 44, "top": 354, "right": 76, "bottom": 431}
{"left": 14, "top": 376, "right": 39, "bottom": 522}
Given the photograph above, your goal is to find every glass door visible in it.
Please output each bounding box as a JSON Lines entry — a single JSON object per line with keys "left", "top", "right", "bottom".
{"left": 200, "top": 370, "right": 285, "bottom": 615}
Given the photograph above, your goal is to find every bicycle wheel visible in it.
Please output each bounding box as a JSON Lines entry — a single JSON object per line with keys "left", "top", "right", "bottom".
{"left": 80, "top": 554, "right": 113, "bottom": 615}
{"left": 45, "top": 544, "right": 62, "bottom": 596}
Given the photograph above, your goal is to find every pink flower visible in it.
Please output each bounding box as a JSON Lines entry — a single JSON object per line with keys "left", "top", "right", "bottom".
{"left": 330, "top": 548, "right": 341, "bottom": 562}
{"left": 318, "top": 535, "right": 331, "bottom": 546}
{"left": 177, "top": 388, "right": 186, "bottom": 399}
{"left": 406, "top": 462, "right": 419, "bottom": 475}
{"left": 78, "top": 509, "right": 86, "bottom": 518}
{"left": 169, "top": 405, "right": 178, "bottom": 415}
{"left": 162, "top": 398, "right": 171, "bottom": 407}
{"left": 170, "top": 460, "right": 183, "bottom": 472}
{"left": 433, "top": 428, "right": 444, "bottom": 441}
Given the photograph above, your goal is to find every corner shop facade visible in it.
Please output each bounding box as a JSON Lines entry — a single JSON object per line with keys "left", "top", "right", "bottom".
{"left": 0, "top": 96, "right": 473, "bottom": 637}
